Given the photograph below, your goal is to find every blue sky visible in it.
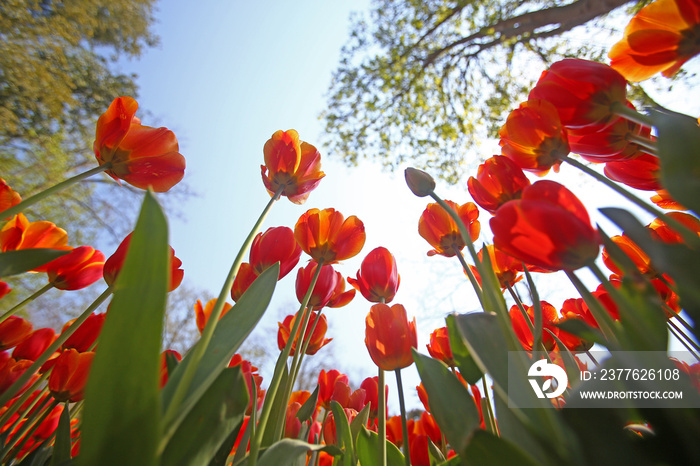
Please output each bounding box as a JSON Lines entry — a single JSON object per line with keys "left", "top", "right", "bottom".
{"left": 114, "top": 0, "right": 700, "bottom": 411}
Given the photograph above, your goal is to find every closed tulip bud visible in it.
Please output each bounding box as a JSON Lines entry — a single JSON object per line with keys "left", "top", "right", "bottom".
{"left": 404, "top": 167, "right": 436, "bottom": 197}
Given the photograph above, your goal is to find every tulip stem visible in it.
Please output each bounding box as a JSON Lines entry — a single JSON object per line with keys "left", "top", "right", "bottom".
{"left": 454, "top": 249, "right": 486, "bottom": 309}
{"left": 2, "top": 397, "right": 57, "bottom": 462}
{"left": 394, "top": 369, "right": 411, "bottom": 466}
{"left": 0, "top": 286, "right": 113, "bottom": 407}
{"left": 163, "top": 187, "right": 283, "bottom": 433}
{"left": 562, "top": 155, "right": 700, "bottom": 248}
{"left": 378, "top": 368, "right": 387, "bottom": 466}
{"left": 0, "top": 371, "right": 50, "bottom": 429}
{"left": 0, "top": 282, "right": 54, "bottom": 323}
{"left": 667, "top": 323, "right": 700, "bottom": 361}
{"left": 481, "top": 378, "right": 499, "bottom": 436}
{"left": 291, "top": 308, "right": 324, "bottom": 383}
{"left": 611, "top": 101, "right": 653, "bottom": 128}
{"left": 249, "top": 258, "right": 323, "bottom": 466}
{"left": 668, "top": 319, "right": 700, "bottom": 354}
{"left": 0, "top": 163, "right": 112, "bottom": 220}
{"left": 625, "top": 132, "right": 658, "bottom": 155}
{"left": 564, "top": 270, "right": 618, "bottom": 347}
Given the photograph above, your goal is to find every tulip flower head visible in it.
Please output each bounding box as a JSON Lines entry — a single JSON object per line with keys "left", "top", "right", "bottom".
{"left": 604, "top": 153, "right": 662, "bottom": 192}
{"left": 61, "top": 313, "right": 106, "bottom": 353}
{"left": 94, "top": 97, "right": 185, "bottom": 192}
{"left": 231, "top": 263, "right": 259, "bottom": 302}
{"left": 0, "top": 214, "right": 69, "bottom": 253}
{"left": 426, "top": 326, "right": 455, "bottom": 367}
{"left": 469, "top": 244, "right": 524, "bottom": 290}
{"left": 490, "top": 180, "right": 600, "bottom": 271}
{"left": 48, "top": 349, "right": 95, "bottom": 402}
{"left": 43, "top": 246, "right": 105, "bottom": 290}
{"left": 0, "top": 178, "right": 21, "bottom": 218}
{"left": 0, "top": 317, "right": 33, "bottom": 351}
{"left": 364, "top": 303, "right": 417, "bottom": 371}
{"left": 509, "top": 302, "right": 559, "bottom": 351}
{"left": 499, "top": 99, "right": 570, "bottom": 176}
{"left": 277, "top": 310, "right": 332, "bottom": 356}
{"left": 250, "top": 226, "right": 302, "bottom": 279}
{"left": 609, "top": 0, "right": 700, "bottom": 82}
{"left": 418, "top": 200, "right": 480, "bottom": 257}
{"left": 195, "top": 298, "right": 234, "bottom": 334}
{"left": 261, "top": 129, "right": 325, "bottom": 204}
{"left": 348, "top": 247, "right": 400, "bottom": 303}
{"left": 294, "top": 208, "right": 366, "bottom": 263}
{"left": 467, "top": 155, "right": 531, "bottom": 214}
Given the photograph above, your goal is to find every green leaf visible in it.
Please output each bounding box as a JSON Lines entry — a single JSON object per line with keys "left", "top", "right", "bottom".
{"left": 446, "top": 314, "right": 482, "bottom": 384}
{"left": 330, "top": 400, "right": 355, "bottom": 466}
{"left": 296, "top": 384, "right": 320, "bottom": 424}
{"left": 160, "top": 263, "right": 279, "bottom": 444}
{"left": 554, "top": 319, "right": 605, "bottom": 348}
{"left": 651, "top": 107, "right": 700, "bottom": 215}
{"left": 257, "top": 439, "right": 336, "bottom": 466}
{"left": 0, "top": 249, "right": 70, "bottom": 276}
{"left": 349, "top": 402, "right": 371, "bottom": 447}
{"left": 412, "top": 350, "right": 480, "bottom": 454}
{"left": 260, "top": 362, "right": 289, "bottom": 448}
{"left": 493, "top": 395, "right": 552, "bottom": 466}
{"left": 161, "top": 367, "right": 249, "bottom": 466}
{"left": 50, "top": 404, "right": 72, "bottom": 466}
{"left": 78, "top": 191, "right": 168, "bottom": 466}
{"left": 355, "top": 426, "right": 405, "bottom": 466}
{"left": 462, "top": 430, "right": 540, "bottom": 466}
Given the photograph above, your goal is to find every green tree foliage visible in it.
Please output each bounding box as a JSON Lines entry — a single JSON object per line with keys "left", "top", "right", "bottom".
{"left": 322, "top": 0, "right": 641, "bottom": 183}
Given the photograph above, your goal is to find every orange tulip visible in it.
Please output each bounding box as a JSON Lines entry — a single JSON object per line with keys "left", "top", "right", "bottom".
{"left": 42, "top": 246, "right": 105, "bottom": 290}
{"left": 418, "top": 200, "right": 480, "bottom": 257}
{"left": 0, "top": 213, "right": 69, "bottom": 253}
{"left": 529, "top": 59, "right": 627, "bottom": 130}
{"left": 103, "top": 232, "right": 184, "bottom": 292}
{"left": 426, "top": 327, "right": 454, "bottom": 367}
{"left": 231, "top": 262, "right": 259, "bottom": 302}
{"left": 0, "top": 317, "right": 32, "bottom": 351}
{"left": 602, "top": 233, "right": 656, "bottom": 278}
{"left": 610, "top": 0, "right": 700, "bottom": 82}
{"left": 249, "top": 226, "right": 301, "bottom": 279}
{"left": 93, "top": 97, "right": 185, "bottom": 192}
{"left": 348, "top": 247, "right": 400, "bottom": 303}
{"left": 499, "top": 99, "right": 570, "bottom": 176}
{"left": 647, "top": 212, "right": 700, "bottom": 243}
{"left": 364, "top": 303, "right": 417, "bottom": 371}
{"left": 277, "top": 310, "right": 332, "bottom": 356}
{"left": 650, "top": 189, "right": 687, "bottom": 211}
{"left": 360, "top": 376, "right": 387, "bottom": 419}
{"left": 294, "top": 208, "right": 366, "bottom": 263}
{"left": 195, "top": 298, "right": 234, "bottom": 334}
{"left": 468, "top": 155, "right": 531, "bottom": 214}
{"left": 295, "top": 262, "right": 354, "bottom": 310}
{"left": 318, "top": 369, "right": 349, "bottom": 410}
{"left": 490, "top": 180, "right": 600, "bottom": 271}
{"left": 160, "top": 349, "right": 182, "bottom": 389}
{"left": 0, "top": 178, "right": 21, "bottom": 219}
{"left": 261, "top": 129, "right": 325, "bottom": 204}
{"left": 604, "top": 152, "right": 662, "bottom": 191}
{"left": 558, "top": 298, "right": 595, "bottom": 352}
{"left": 509, "top": 301, "right": 559, "bottom": 351}
{"left": 469, "top": 244, "right": 523, "bottom": 290}
{"left": 48, "top": 349, "right": 94, "bottom": 402}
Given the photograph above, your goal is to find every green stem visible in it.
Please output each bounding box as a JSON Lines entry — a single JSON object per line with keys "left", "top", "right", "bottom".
{"left": 0, "top": 282, "right": 54, "bottom": 323}
{"left": 668, "top": 320, "right": 700, "bottom": 353}
{"left": 394, "top": 369, "right": 411, "bottom": 466}
{"left": 0, "top": 286, "right": 113, "bottom": 407}
{"left": 564, "top": 270, "right": 618, "bottom": 347}
{"left": 0, "top": 164, "right": 111, "bottom": 219}
{"left": 454, "top": 249, "right": 485, "bottom": 308}
{"left": 0, "top": 371, "right": 50, "bottom": 429}
{"left": 626, "top": 133, "right": 658, "bottom": 155}
{"left": 248, "top": 258, "right": 323, "bottom": 466}
{"left": 667, "top": 323, "right": 700, "bottom": 361}
{"left": 563, "top": 155, "right": 700, "bottom": 248}
{"left": 2, "top": 397, "right": 57, "bottom": 462}
{"left": 163, "top": 187, "right": 283, "bottom": 429}
{"left": 292, "top": 308, "right": 324, "bottom": 383}
{"left": 611, "top": 101, "right": 653, "bottom": 128}
{"left": 481, "top": 377, "right": 498, "bottom": 436}
{"left": 377, "top": 368, "right": 387, "bottom": 466}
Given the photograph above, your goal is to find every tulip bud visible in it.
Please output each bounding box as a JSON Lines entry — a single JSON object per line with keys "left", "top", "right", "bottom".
{"left": 405, "top": 167, "right": 436, "bottom": 197}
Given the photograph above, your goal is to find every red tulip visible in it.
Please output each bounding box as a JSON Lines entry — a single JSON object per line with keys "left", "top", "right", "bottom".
{"left": 318, "top": 369, "right": 349, "bottom": 410}
{"left": 348, "top": 247, "right": 400, "bottom": 303}
{"left": 604, "top": 152, "right": 662, "bottom": 191}
{"left": 261, "top": 129, "right": 325, "bottom": 204}
{"left": 469, "top": 244, "right": 524, "bottom": 290}
{"left": 294, "top": 208, "right": 366, "bottom": 263}
{"left": 490, "top": 180, "right": 600, "bottom": 271}
{"left": 499, "top": 99, "right": 570, "bottom": 176}
{"left": 426, "top": 327, "right": 455, "bottom": 367}
{"left": 468, "top": 155, "right": 531, "bottom": 214}
{"left": 103, "top": 232, "right": 184, "bottom": 292}
{"left": 231, "top": 262, "right": 259, "bottom": 302}
{"left": 295, "top": 262, "right": 341, "bottom": 310}
{"left": 364, "top": 303, "right": 417, "bottom": 371}
{"left": 160, "top": 349, "right": 182, "bottom": 389}
{"left": 195, "top": 298, "right": 233, "bottom": 334}
{"left": 43, "top": 246, "right": 105, "bottom": 290}
{"left": 558, "top": 298, "right": 595, "bottom": 352}
{"left": 602, "top": 234, "right": 656, "bottom": 278}
{"left": 418, "top": 200, "right": 480, "bottom": 257}
{"left": 360, "top": 376, "right": 388, "bottom": 418}
{"left": 650, "top": 189, "right": 686, "bottom": 211}
{"left": 0, "top": 317, "right": 32, "bottom": 351}
{"left": 609, "top": 0, "right": 700, "bottom": 82}
{"left": 61, "top": 313, "right": 106, "bottom": 352}
{"left": 0, "top": 281, "right": 10, "bottom": 300}
{"left": 509, "top": 302, "right": 559, "bottom": 351}
{"left": 0, "top": 178, "right": 21, "bottom": 219}
{"left": 250, "top": 226, "right": 302, "bottom": 279}
{"left": 529, "top": 59, "right": 627, "bottom": 130}
{"left": 94, "top": 97, "right": 185, "bottom": 192}
{"left": 48, "top": 349, "right": 94, "bottom": 402}
{"left": 278, "top": 310, "right": 332, "bottom": 356}
{"left": 12, "top": 328, "right": 56, "bottom": 362}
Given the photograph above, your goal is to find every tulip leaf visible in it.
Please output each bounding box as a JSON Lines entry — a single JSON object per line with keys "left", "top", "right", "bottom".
{"left": 331, "top": 400, "right": 356, "bottom": 466}
{"left": 161, "top": 366, "right": 248, "bottom": 466}
{"left": 257, "top": 439, "right": 337, "bottom": 466}
{"left": 296, "top": 384, "right": 320, "bottom": 424}
{"left": 78, "top": 191, "right": 168, "bottom": 466}
{"left": 161, "top": 263, "right": 279, "bottom": 444}
{"left": 493, "top": 395, "right": 552, "bottom": 466}
{"left": 355, "top": 426, "right": 405, "bottom": 466}
{"left": 0, "top": 248, "right": 70, "bottom": 277}
{"left": 554, "top": 319, "right": 606, "bottom": 348}
{"left": 412, "top": 350, "right": 480, "bottom": 454}
{"left": 260, "top": 362, "right": 289, "bottom": 448}
{"left": 446, "top": 314, "right": 482, "bottom": 384}
{"left": 50, "top": 404, "right": 72, "bottom": 466}
{"left": 349, "top": 402, "right": 371, "bottom": 446}
{"left": 462, "top": 430, "right": 541, "bottom": 466}
{"left": 650, "top": 107, "right": 700, "bottom": 215}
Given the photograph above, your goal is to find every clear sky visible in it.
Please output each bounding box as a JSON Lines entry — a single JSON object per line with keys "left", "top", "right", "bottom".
{"left": 115, "top": 0, "right": 700, "bottom": 411}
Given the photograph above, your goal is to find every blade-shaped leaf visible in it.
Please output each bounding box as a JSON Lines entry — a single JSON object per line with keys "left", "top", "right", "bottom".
{"left": 296, "top": 384, "right": 320, "bottom": 424}
{"left": 462, "top": 430, "right": 541, "bottom": 466}
{"left": 50, "top": 403, "right": 72, "bottom": 466}
{"left": 78, "top": 191, "right": 168, "bottom": 466}
{"left": 0, "top": 249, "right": 70, "bottom": 277}
{"left": 161, "top": 367, "right": 248, "bottom": 466}
{"left": 331, "top": 400, "right": 355, "bottom": 466}
{"left": 446, "top": 314, "right": 482, "bottom": 384}
{"left": 257, "top": 439, "right": 337, "bottom": 466}
{"left": 355, "top": 426, "right": 405, "bottom": 466}
{"left": 412, "top": 350, "right": 480, "bottom": 454}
